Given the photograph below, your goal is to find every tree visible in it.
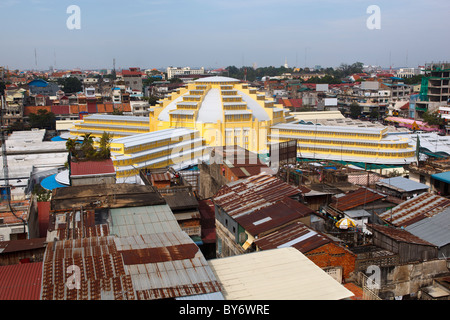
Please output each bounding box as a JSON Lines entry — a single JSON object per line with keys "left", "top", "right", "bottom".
{"left": 59, "top": 77, "right": 82, "bottom": 93}
{"left": 28, "top": 109, "right": 56, "bottom": 129}
{"left": 81, "top": 133, "right": 95, "bottom": 159}
{"left": 369, "top": 109, "right": 380, "bottom": 119}
{"left": 33, "top": 184, "right": 51, "bottom": 202}
{"left": 65, "top": 138, "right": 78, "bottom": 156}
{"left": 422, "top": 111, "right": 445, "bottom": 126}
{"left": 98, "top": 131, "right": 112, "bottom": 159}
{"left": 349, "top": 102, "right": 362, "bottom": 119}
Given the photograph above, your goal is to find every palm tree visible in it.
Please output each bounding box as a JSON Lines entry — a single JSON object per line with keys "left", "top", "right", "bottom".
{"left": 98, "top": 131, "right": 112, "bottom": 159}
{"left": 65, "top": 138, "right": 77, "bottom": 154}
{"left": 81, "top": 133, "right": 95, "bottom": 159}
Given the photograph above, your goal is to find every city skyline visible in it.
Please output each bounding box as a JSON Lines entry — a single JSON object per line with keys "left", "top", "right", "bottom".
{"left": 0, "top": 0, "right": 449, "bottom": 70}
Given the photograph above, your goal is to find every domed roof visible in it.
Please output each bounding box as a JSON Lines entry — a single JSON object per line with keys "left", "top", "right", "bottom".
{"left": 194, "top": 76, "right": 240, "bottom": 83}
{"left": 157, "top": 76, "right": 275, "bottom": 124}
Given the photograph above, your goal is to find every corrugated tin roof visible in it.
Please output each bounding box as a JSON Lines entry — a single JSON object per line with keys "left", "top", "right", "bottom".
{"left": 0, "top": 238, "right": 46, "bottom": 254}
{"left": 255, "top": 221, "right": 331, "bottom": 253}
{"left": 235, "top": 197, "right": 314, "bottom": 237}
{"left": 51, "top": 183, "right": 166, "bottom": 211}
{"left": 366, "top": 224, "right": 437, "bottom": 247}
{"left": 41, "top": 236, "right": 134, "bottom": 300}
{"left": 0, "top": 262, "right": 43, "bottom": 300}
{"left": 208, "top": 247, "right": 354, "bottom": 300}
{"left": 405, "top": 208, "right": 450, "bottom": 248}
{"left": 378, "top": 192, "right": 450, "bottom": 227}
{"left": 377, "top": 176, "right": 429, "bottom": 192}
{"left": 109, "top": 205, "right": 181, "bottom": 237}
{"left": 114, "top": 233, "right": 222, "bottom": 300}
{"left": 331, "top": 187, "right": 386, "bottom": 212}
{"left": 213, "top": 173, "right": 301, "bottom": 219}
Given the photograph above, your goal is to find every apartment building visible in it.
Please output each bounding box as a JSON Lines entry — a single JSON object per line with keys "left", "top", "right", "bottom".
{"left": 166, "top": 66, "right": 205, "bottom": 80}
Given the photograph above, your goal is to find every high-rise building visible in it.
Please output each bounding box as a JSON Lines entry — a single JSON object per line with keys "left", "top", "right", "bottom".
{"left": 416, "top": 62, "right": 450, "bottom": 117}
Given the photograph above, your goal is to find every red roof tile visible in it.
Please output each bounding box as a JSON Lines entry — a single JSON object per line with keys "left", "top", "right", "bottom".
{"left": 70, "top": 159, "right": 115, "bottom": 176}
{"left": 69, "top": 105, "right": 79, "bottom": 114}
{"left": 51, "top": 105, "right": 70, "bottom": 115}
{"left": 0, "top": 262, "right": 43, "bottom": 300}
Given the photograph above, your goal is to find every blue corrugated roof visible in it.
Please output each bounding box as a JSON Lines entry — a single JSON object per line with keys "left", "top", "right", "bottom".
{"left": 378, "top": 176, "right": 429, "bottom": 192}
{"left": 432, "top": 171, "right": 450, "bottom": 184}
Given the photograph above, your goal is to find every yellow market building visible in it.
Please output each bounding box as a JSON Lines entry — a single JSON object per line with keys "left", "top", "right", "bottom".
{"left": 269, "top": 123, "right": 417, "bottom": 164}
{"left": 149, "top": 76, "right": 295, "bottom": 153}
{"left": 66, "top": 76, "right": 418, "bottom": 175}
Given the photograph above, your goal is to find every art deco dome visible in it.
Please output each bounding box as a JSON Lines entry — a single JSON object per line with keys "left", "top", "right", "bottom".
{"left": 149, "top": 76, "right": 293, "bottom": 152}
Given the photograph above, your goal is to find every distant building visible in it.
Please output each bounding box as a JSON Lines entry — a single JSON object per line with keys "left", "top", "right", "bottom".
{"left": 416, "top": 62, "right": 450, "bottom": 117}
{"left": 122, "top": 67, "right": 143, "bottom": 92}
{"left": 28, "top": 79, "right": 60, "bottom": 96}
{"left": 166, "top": 66, "right": 205, "bottom": 80}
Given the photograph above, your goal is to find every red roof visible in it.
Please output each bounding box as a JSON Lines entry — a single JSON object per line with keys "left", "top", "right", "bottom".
{"left": 51, "top": 105, "right": 70, "bottom": 115}
{"left": 70, "top": 159, "right": 115, "bottom": 176}
{"left": 0, "top": 262, "right": 43, "bottom": 300}
{"left": 331, "top": 188, "right": 385, "bottom": 212}
{"left": 122, "top": 70, "right": 142, "bottom": 76}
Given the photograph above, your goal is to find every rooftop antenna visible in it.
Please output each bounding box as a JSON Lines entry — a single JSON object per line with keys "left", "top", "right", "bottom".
{"left": 34, "top": 48, "right": 38, "bottom": 69}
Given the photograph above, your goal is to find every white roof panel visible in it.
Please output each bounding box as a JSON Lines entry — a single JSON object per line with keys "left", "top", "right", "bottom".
{"left": 208, "top": 247, "right": 354, "bottom": 300}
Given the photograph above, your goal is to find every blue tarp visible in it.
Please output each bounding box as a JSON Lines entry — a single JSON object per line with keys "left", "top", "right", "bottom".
{"left": 41, "top": 174, "right": 67, "bottom": 191}
{"left": 51, "top": 136, "right": 66, "bottom": 142}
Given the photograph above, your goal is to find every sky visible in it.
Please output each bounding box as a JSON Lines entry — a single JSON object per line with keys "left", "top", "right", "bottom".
{"left": 0, "top": 0, "right": 449, "bottom": 71}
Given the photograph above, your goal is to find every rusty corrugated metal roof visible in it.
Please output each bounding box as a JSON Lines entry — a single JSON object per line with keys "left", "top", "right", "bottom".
{"left": 47, "top": 209, "right": 110, "bottom": 241}
{"left": 366, "top": 223, "right": 437, "bottom": 246}
{"left": 41, "top": 213, "right": 222, "bottom": 300}
{"left": 255, "top": 221, "right": 331, "bottom": 253}
{"left": 0, "top": 238, "right": 46, "bottom": 254}
{"left": 213, "top": 173, "right": 301, "bottom": 219}
{"left": 331, "top": 187, "right": 385, "bottom": 212}
{"left": 378, "top": 192, "right": 450, "bottom": 227}
{"left": 114, "top": 233, "right": 222, "bottom": 300}
{"left": 41, "top": 236, "right": 134, "bottom": 300}
{"left": 235, "top": 197, "right": 315, "bottom": 237}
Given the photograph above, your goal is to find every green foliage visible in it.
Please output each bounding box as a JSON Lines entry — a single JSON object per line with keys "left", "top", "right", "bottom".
{"left": 98, "top": 132, "right": 112, "bottom": 159}
{"left": 58, "top": 76, "right": 82, "bottom": 93}
{"left": 401, "top": 75, "right": 424, "bottom": 85}
{"left": 224, "top": 62, "right": 364, "bottom": 82}
{"left": 33, "top": 184, "right": 51, "bottom": 202}
{"left": 422, "top": 111, "right": 445, "bottom": 126}
{"left": 28, "top": 109, "right": 56, "bottom": 129}
{"left": 304, "top": 75, "right": 342, "bottom": 84}
{"left": 349, "top": 102, "right": 362, "bottom": 119}
{"left": 112, "top": 107, "right": 123, "bottom": 115}
{"left": 369, "top": 109, "right": 379, "bottom": 119}
{"left": 67, "top": 132, "right": 112, "bottom": 161}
